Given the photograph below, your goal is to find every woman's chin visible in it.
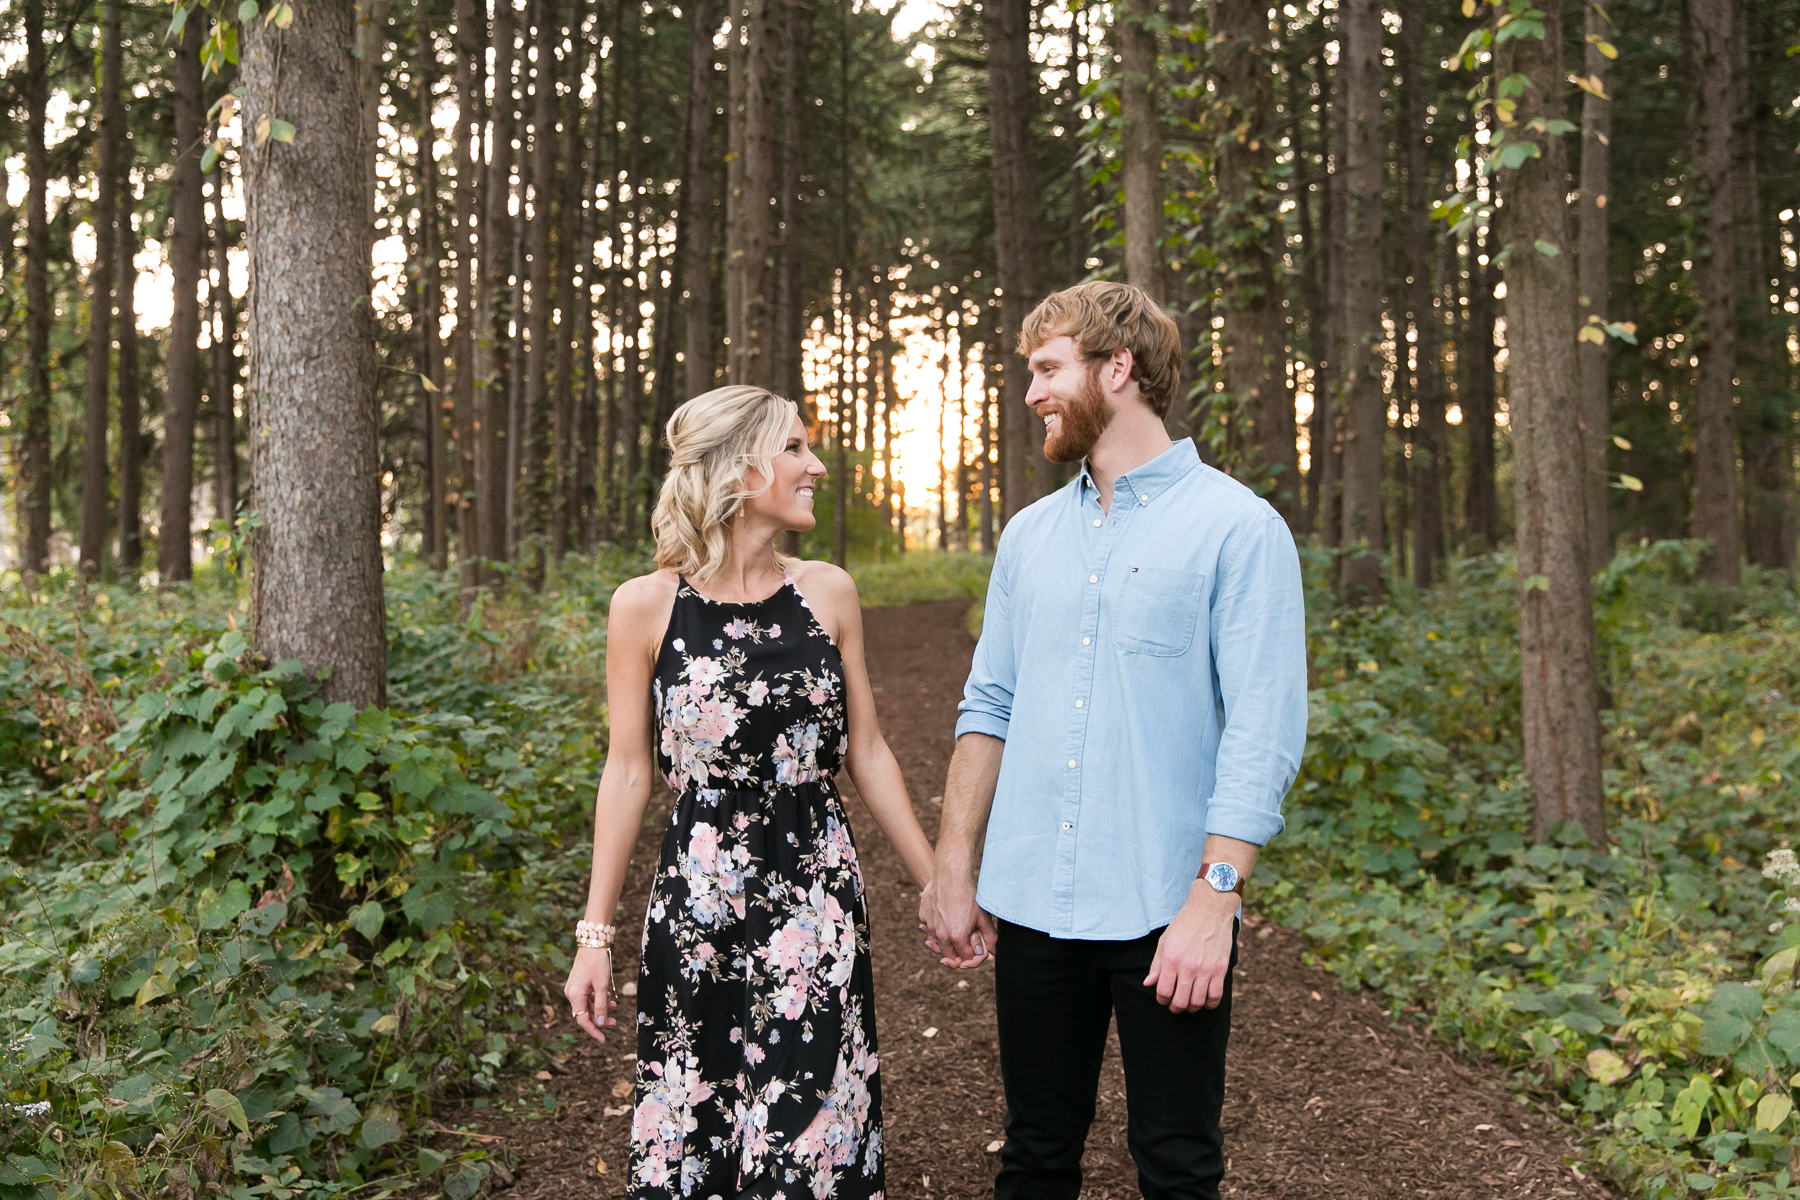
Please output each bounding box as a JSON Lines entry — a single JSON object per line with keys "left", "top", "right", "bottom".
{"left": 787, "top": 510, "right": 818, "bottom": 534}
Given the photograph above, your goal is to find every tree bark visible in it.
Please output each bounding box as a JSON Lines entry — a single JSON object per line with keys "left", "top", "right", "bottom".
{"left": 117, "top": 173, "right": 143, "bottom": 573}
{"left": 1688, "top": 0, "right": 1741, "bottom": 582}
{"left": 1465, "top": 223, "right": 1499, "bottom": 548}
{"left": 550, "top": 25, "right": 589, "bottom": 563}
{"left": 1497, "top": 8, "right": 1605, "bottom": 848}
{"left": 684, "top": 0, "right": 723, "bottom": 404}
{"left": 1317, "top": 39, "right": 1347, "bottom": 548}
{"left": 242, "top": 0, "right": 387, "bottom": 708}
{"left": 416, "top": 51, "right": 447, "bottom": 569}
{"left": 517, "top": 0, "right": 560, "bottom": 580}
{"left": 451, "top": 0, "right": 485, "bottom": 598}
{"left": 1577, "top": 0, "right": 1613, "bottom": 574}
{"left": 480, "top": 0, "right": 520, "bottom": 571}
{"left": 1401, "top": 0, "right": 1442, "bottom": 587}
{"left": 1119, "top": 0, "right": 1164, "bottom": 307}
{"left": 1211, "top": 0, "right": 1295, "bottom": 522}
{"left": 80, "top": 0, "right": 124, "bottom": 576}
{"left": 986, "top": 0, "right": 1046, "bottom": 519}
{"left": 211, "top": 160, "right": 239, "bottom": 525}
{"left": 18, "top": 0, "right": 54, "bottom": 577}
{"left": 161, "top": 21, "right": 205, "bottom": 582}
{"left": 772, "top": 0, "right": 816, "bottom": 409}
{"left": 1336, "top": 0, "right": 1383, "bottom": 600}
{"left": 737, "top": 0, "right": 779, "bottom": 388}
{"left": 725, "top": 7, "right": 748, "bottom": 380}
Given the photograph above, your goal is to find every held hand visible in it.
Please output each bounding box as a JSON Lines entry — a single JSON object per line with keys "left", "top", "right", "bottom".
{"left": 1143, "top": 883, "right": 1238, "bottom": 1013}
{"left": 564, "top": 947, "right": 618, "bottom": 1043}
{"left": 919, "top": 871, "right": 998, "bottom": 970}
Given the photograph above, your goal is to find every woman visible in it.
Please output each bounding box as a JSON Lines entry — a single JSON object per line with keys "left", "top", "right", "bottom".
{"left": 564, "top": 386, "right": 935, "bottom": 1200}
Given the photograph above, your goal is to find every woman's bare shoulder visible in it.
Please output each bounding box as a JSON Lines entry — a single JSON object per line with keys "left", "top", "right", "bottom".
{"left": 609, "top": 570, "right": 681, "bottom": 632}
{"left": 786, "top": 558, "right": 858, "bottom": 604}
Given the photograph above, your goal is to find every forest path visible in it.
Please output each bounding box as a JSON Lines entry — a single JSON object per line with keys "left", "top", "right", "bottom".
{"left": 456, "top": 598, "right": 1618, "bottom": 1200}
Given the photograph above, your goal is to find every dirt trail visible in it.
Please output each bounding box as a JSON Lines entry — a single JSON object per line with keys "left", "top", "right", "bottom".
{"left": 455, "top": 598, "right": 1617, "bottom": 1199}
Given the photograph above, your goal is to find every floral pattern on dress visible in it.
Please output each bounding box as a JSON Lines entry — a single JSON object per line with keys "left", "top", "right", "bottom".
{"left": 631, "top": 573, "right": 884, "bottom": 1200}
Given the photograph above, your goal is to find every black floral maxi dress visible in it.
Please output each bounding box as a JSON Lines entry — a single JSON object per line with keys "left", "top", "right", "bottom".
{"left": 629, "top": 573, "right": 886, "bottom": 1200}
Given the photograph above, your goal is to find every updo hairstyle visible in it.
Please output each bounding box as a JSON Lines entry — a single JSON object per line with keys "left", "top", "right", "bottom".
{"left": 651, "top": 386, "right": 799, "bottom": 582}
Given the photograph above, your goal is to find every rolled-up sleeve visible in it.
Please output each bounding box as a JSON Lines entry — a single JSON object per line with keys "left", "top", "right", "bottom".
{"left": 1204, "top": 512, "right": 1307, "bottom": 845}
{"left": 956, "top": 537, "right": 1017, "bottom": 741}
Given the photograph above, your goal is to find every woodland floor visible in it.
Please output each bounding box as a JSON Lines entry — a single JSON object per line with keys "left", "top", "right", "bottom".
{"left": 445, "top": 598, "right": 1621, "bottom": 1200}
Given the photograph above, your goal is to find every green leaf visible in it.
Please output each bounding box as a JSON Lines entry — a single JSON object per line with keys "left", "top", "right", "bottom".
{"left": 1756, "top": 1093, "right": 1794, "bottom": 1132}
{"left": 135, "top": 974, "right": 174, "bottom": 1007}
{"left": 204, "top": 1088, "right": 250, "bottom": 1135}
{"left": 349, "top": 899, "right": 386, "bottom": 940}
{"left": 370, "top": 1011, "right": 401, "bottom": 1034}
{"left": 167, "top": 5, "right": 190, "bottom": 39}
{"left": 1616, "top": 474, "right": 1643, "bottom": 492}
{"left": 200, "top": 139, "right": 222, "bottom": 174}
{"left": 1698, "top": 984, "right": 1761, "bottom": 1056}
{"left": 1492, "top": 140, "right": 1540, "bottom": 171}
{"left": 1586, "top": 1048, "right": 1630, "bottom": 1085}
{"left": 99, "top": 1141, "right": 140, "bottom": 1189}
{"left": 1522, "top": 575, "right": 1549, "bottom": 592}
{"left": 268, "top": 118, "right": 297, "bottom": 144}
{"left": 444, "top": 1164, "right": 484, "bottom": 1200}
{"left": 237, "top": 0, "right": 259, "bottom": 19}
{"left": 1686, "top": 1174, "right": 1719, "bottom": 1192}
{"left": 361, "top": 1106, "right": 405, "bottom": 1149}
{"left": 1534, "top": 239, "right": 1560, "bottom": 257}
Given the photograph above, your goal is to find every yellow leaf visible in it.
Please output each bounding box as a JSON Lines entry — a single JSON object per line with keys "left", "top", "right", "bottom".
{"left": 1578, "top": 325, "right": 1605, "bottom": 344}
{"left": 1462, "top": 0, "right": 1476, "bottom": 16}
{"left": 1756, "top": 1093, "right": 1794, "bottom": 1133}
{"left": 1586, "top": 1048, "right": 1630, "bottom": 1086}
{"left": 370, "top": 1012, "right": 400, "bottom": 1034}
{"left": 1357, "top": 660, "right": 1380, "bottom": 673}
{"left": 595, "top": 1156, "right": 609, "bottom": 1175}
{"left": 419, "top": 373, "right": 439, "bottom": 392}
{"left": 255, "top": 115, "right": 271, "bottom": 146}
{"left": 135, "top": 974, "right": 174, "bottom": 1007}
{"left": 1751, "top": 728, "right": 1766, "bottom": 747}
{"left": 1612, "top": 435, "right": 1631, "bottom": 450}
{"left": 1596, "top": 40, "right": 1617, "bottom": 59}
{"left": 1594, "top": 192, "right": 1606, "bottom": 208}
{"left": 1617, "top": 474, "right": 1644, "bottom": 492}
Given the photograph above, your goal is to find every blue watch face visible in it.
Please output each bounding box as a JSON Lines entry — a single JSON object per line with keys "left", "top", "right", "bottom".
{"left": 1206, "top": 862, "right": 1239, "bottom": 892}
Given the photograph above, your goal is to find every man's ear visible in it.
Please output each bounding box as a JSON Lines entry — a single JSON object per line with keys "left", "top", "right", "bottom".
{"left": 1106, "top": 348, "right": 1136, "bottom": 396}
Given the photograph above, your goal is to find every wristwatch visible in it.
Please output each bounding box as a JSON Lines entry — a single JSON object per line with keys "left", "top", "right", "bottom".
{"left": 1198, "top": 861, "right": 1244, "bottom": 895}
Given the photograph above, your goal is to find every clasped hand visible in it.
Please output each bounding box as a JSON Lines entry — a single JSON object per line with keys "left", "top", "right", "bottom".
{"left": 919, "top": 874, "right": 997, "bottom": 969}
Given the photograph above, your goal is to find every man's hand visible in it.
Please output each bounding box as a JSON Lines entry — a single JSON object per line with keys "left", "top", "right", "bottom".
{"left": 920, "top": 867, "right": 998, "bottom": 969}
{"left": 1143, "top": 880, "right": 1238, "bottom": 1012}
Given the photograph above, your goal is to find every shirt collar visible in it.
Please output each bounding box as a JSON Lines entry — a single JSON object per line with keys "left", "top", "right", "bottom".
{"left": 1078, "top": 438, "right": 1202, "bottom": 507}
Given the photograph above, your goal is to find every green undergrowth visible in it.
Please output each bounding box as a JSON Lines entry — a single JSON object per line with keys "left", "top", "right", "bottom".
{"left": 1260, "top": 542, "right": 1800, "bottom": 1199}
{"left": 0, "top": 550, "right": 651, "bottom": 1200}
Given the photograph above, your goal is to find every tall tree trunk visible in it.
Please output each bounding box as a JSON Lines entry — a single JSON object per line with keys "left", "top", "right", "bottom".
{"left": 725, "top": 8, "right": 748, "bottom": 380}
{"left": 452, "top": 0, "right": 485, "bottom": 599}
{"left": 161, "top": 21, "right": 205, "bottom": 582}
{"left": 618, "top": 43, "right": 647, "bottom": 544}
{"left": 416, "top": 51, "right": 447, "bottom": 569}
{"left": 1688, "top": 0, "right": 1741, "bottom": 582}
{"left": 1120, "top": 0, "right": 1163, "bottom": 307}
{"left": 1498, "top": 7, "right": 1605, "bottom": 848}
{"left": 80, "top": 0, "right": 123, "bottom": 576}
{"left": 242, "top": 0, "right": 387, "bottom": 708}
{"left": 772, "top": 0, "right": 816, "bottom": 409}
{"left": 480, "top": 0, "right": 519, "bottom": 572}
{"left": 1401, "top": 0, "right": 1442, "bottom": 587}
{"left": 19, "top": 0, "right": 53, "bottom": 577}
{"left": 518, "top": 0, "right": 559, "bottom": 582}
{"left": 986, "top": 0, "right": 1046, "bottom": 519}
{"left": 684, "top": 0, "right": 722, "bottom": 403}
{"left": 1211, "top": 0, "right": 1295, "bottom": 522}
{"left": 1465, "top": 220, "right": 1499, "bottom": 548}
{"left": 1317, "top": 41, "right": 1347, "bottom": 548}
{"left": 737, "top": 0, "right": 778, "bottom": 388}
{"left": 575, "top": 22, "right": 602, "bottom": 550}
{"left": 116, "top": 173, "right": 143, "bottom": 573}
{"left": 551, "top": 27, "right": 590, "bottom": 564}
{"left": 1577, "top": 0, "right": 1613, "bottom": 574}
{"left": 211, "top": 160, "right": 239, "bottom": 524}
{"left": 1291, "top": 41, "right": 1326, "bottom": 532}
{"left": 1734, "top": 15, "right": 1787, "bottom": 569}
{"left": 1336, "top": 0, "right": 1383, "bottom": 600}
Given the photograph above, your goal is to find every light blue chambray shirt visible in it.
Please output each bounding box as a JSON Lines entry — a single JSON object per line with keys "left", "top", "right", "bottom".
{"left": 955, "top": 438, "right": 1308, "bottom": 941}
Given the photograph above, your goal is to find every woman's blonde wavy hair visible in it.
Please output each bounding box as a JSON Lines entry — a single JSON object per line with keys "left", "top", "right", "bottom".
{"left": 651, "top": 386, "right": 799, "bottom": 583}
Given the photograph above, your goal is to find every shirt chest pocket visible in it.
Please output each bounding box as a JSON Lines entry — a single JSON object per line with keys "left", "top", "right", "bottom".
{"left": 1112, "top": 566, "right": 1207, "bottom": 656}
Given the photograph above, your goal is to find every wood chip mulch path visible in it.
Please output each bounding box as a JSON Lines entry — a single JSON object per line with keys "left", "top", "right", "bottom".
{"left": 446, "top": 597, "right": 1618, "bottom": 1200}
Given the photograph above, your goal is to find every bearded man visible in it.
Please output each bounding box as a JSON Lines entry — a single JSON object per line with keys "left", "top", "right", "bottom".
{"left": 919, "top": 281, "right": 1308, "bottom": 1200}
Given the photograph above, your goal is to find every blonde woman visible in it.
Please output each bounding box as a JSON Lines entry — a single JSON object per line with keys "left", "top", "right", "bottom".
{"left": 563, "top": 386, "right": 933, "bottom": 1200}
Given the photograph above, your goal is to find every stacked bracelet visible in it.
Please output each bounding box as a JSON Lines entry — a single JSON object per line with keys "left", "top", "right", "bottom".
{"left": 575, "top": 920, "right": 615, "bottom": 950}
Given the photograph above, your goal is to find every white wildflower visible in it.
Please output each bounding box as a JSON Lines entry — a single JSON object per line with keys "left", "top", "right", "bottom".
{"left": 1763, "top": 848, "right": 1800, "bottom": 883}
{"left": 1773, "top": 922, "right": 1786, "bottom": 934}
{"left": 6, "top": 1101, "right": 50, "bottom": 1117}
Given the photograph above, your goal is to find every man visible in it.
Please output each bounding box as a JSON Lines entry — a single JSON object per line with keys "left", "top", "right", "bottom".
{"left": 919, "top": 281, "right": 1307, "bottom": 1200}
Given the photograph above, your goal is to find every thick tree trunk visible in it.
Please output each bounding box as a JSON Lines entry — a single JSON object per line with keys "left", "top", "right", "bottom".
{"left": 1119, "top": 0, "right": 1164, "bottom": 308}
{"left": 737, "top": 0, "right": 779, "bottom": 388}
{"left": 161, "top": 22, "right": 205, "bottom": 582}
{"left": 550, "top": 31, "right": 589, "bottom": 563}
{"left": 725, "top": 9, "right": 748, "bottom": 380}
{"left": 1211, "top": 0, "right": 1295, "bottom": 523}
{"left": 1734, "top": 17, "right": 1788, "bottom": 569}
{"left": 1498, "top": 9, "right": 1605, "bottom": 848}
{"left": 1336, "top": 0, "right": 1383, "bottom": 600}
{"left": 242, "top": 0, "right": 387, "bottom": 708}
{"left": 1317, "top": 44, "right": 1347, "bottom": 548}
{"left": 480, "top": 0, "right": 519, "bottom": 570}
{"left": 452, "top": 0, "right": 484, "bottom": 598}
{"left": 19, "top": 0, "right": 54, "bottom": 577}
{"left": 1465, "top": 230, "right": 1499, "bottom": 548}
{"left": 1688, "top": 0, "right": 1741, "bottom": 582}
{"left": 1577, "top": 0, "right": 1613, "bottom": 574}
{"left": 1401, "top": 0, "right": 1442, "bottom": 587}
{"left": 986, "top": 0, "right": 1046, "bottom": 519}
{"left": 211, "top": 162, "right": 239, "bottom": 524}
{"left": 575, "top": 25, "right": 602, "bottom": 550}
{"left": 116, "top": 175, "right": 143, "bottom": 573}
{"left": 684, "top": 0, "right": 722, "bottom": 404}
{"left": 80, "top": 0, "right": 123, "bottom": 576}
{"left": 772, "top": 0, "right": 816, "bottom": 409}
{"left": 517, "top": 0, "right": 560, "bottom": 580}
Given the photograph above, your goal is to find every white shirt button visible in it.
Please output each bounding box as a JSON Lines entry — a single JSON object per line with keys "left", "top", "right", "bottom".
{"left": 1139, "top": 495, "right": 1148, "bottom": 505}
{"left": 1075, "top": 698, "right": 1084, "bottom": 708}
{"left": 1093, "top": 518, "right": 1102, "bottom": 527}
{"left": 1082, "top": 636, "right": 1091, "bottom": 646}
{"left": 1088, "top": 574, "right": 1098, "bottom": 584}
{"left": 1067, "top": 759, "right": 1077, "bottom": 769}
{"left": 1061, "top": 822, "right": 1072, "bottom": 830}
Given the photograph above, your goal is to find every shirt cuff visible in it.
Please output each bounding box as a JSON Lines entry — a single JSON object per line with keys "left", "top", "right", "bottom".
{"left": 1203, "top": 798, "right": 1287, "bottom": 846}
{"left": 954, "top": 711, "right": 1010, "bottom": 741}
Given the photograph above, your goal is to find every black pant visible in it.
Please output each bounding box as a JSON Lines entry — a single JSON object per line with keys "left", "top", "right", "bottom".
{"left": 992, "top": 918, "right": 1237, "bottom": 1200}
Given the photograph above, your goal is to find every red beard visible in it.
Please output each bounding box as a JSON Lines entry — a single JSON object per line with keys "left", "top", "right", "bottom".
{"left": 1042, "top": 362, "right": 1114, "bottom": 464}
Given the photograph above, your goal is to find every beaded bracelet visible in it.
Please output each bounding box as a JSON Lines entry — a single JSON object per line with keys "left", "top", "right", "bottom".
{"left": 575, "top": 919, "right": 615, "bottom": 950}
